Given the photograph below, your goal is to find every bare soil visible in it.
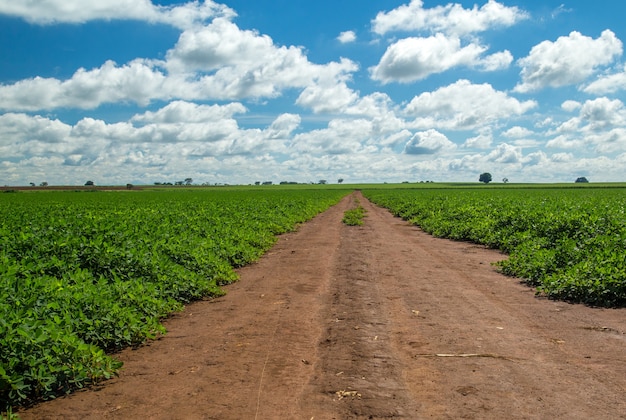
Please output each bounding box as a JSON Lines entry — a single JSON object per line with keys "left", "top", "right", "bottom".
{"left": 19, "top": 192, "right": 626, "bottom": 419}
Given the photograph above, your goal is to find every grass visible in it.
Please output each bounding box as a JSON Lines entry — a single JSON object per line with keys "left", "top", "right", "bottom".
{"left": 342, "top": 201, "right": 367, "bottom": 226}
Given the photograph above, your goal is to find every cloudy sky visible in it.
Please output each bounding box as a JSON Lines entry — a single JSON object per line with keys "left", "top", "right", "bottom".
{"left": 1, "top": 0, "right": 626, "bottom": 185}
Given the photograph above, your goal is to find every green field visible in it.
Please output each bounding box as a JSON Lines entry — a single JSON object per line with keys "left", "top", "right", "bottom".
{"left": 0, "top": 187, "right": 349, "bottom": 411}
{"left": 363, "top": 184, "right": 626, "bottom": 307}
{"left": 2, "top": 183, "right": 626, "bottom": 414}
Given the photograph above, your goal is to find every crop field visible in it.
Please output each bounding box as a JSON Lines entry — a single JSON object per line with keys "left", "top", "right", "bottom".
{"left": 0, "top": 187, "right": 349, "bottom": 411}
{"left": 363, "top": 185, "right": 626, "bottom": 308}
{"left": 3, "top": 183, "right": 626, "bottom": 416}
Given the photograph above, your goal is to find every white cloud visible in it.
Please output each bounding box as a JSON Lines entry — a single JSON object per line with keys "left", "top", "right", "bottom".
{"left": 561, "top": 100, "right": 581, "bottom": 112}
{"left": 404, "top": 79, "right": 537, "bottom": 130}
{"left": 514, "top": 30, "right": 623, "bottom": 93}
{"left": 165, "top": 18, "right": 278, "bottom": 73}
{"left": 522, "top": 150, "right": 548, "bottom": 165}
{"left": 404, "top": 129, "right": 456, "bottom": 155}
{"left": 132, "top": 101, "right": 247, "bottom": 124}
{"left": 503, "top": 126, "right": 534, "bottom": 138}
{"left": 0, "top": 102, "right": 303, "bottom": 177}
{"left": 296, "top": 81, "right": 360, "bottom": 114}
{"left": 554, "top": 118, "right": 581, "bottom": 134}
{"left": 584, "top": 65, "right": 626, "bottom": 94}
{"left": 487, "top": 143, "right": 522, "bottom": 164}
{"left": 163, "top": 19, "right": 359, "bottom": 100}
{"left": 511, "top": 138, "right": 540, "bottom": 148}
{"left": 463, "top": 129, "right": 493, "bottom": 149}
{"left": 551, "top": 152, "right": 574, "bottom": 162}
{"left": 370, "top": 34, "right": 510, "bottom": 83}
{"left": 478, "top": 50, "right": 514, "bottom": 71}
{"left": 3, "top": 2, "right": 626, "bottom": 185}
{"left": 0, "top": 19, "right": 360, "bottom": 111}
{"left": 0, "top": 113, "right": 70, "bottom": 145}
{"left": 586, "top": 128, "right": 626, "bottom": 154}
{"left": 266, "top": 113, "right": 301, "bottom": 139}
{"left": 0, "top": 60, "right": 170, "bottom": 111}
{"left": 372, "top": 0, "right": 528, "bottom": 36}
{"left": 551, "top": 4, "right": 573, "bottom": 19}
{"left": 379, "top": 129, "right": 412, "bottom": 148}
{"left": 579, "top": 97, "right": 626, "bottom": 131}
{"left": 0, "top": 0, "right": 235, "bottom": 29}
{"left": 290, "top": 118, "right": 374, "bottom": 155}
{"left": 337, "top": 30, "right": 357, "bottom": 43}
{"left": 547, "top": 98, "right": 626, "bottom": 153}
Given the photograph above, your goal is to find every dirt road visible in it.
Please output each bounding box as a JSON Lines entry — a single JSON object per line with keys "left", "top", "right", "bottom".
{"left": 20, "top": 192, "right": 626, "bottom": 419}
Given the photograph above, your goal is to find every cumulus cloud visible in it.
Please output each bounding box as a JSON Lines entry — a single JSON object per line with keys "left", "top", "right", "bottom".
{"left": 404, "top": 79, "right": 537, "bottom": 130}
{"left": 584, "top": 64, "right": 626, "bottom": 94}
{"left": 487, "top": 143, "right": 522, "bottom": 164}
{"left": 164, "top": 19, "right": 359, "bottom": 100}
{"left": 0, "top": 60, "right": 171, "bottom": 111}
{"left": 478, "top": 50, "right": 514, "bottom": 71}
{"left": 337, "top": 30, "right": 357, "bottom": 43}
{"left": 547, "top": 98, "right": 626, "bottom": 153}
{"left": 266, "top": 113, "right": 301, "bottom": 139}
{"left": 463, "top": 130, "right": 493, "bottom": 149}
{"left": 404, "top": 129, "right": 456, "bottom": 155}
{"left": 370, "top": 34, "right": 511, "bottom": 83}
{"left": 296, "top": 81, "right": 360, "bottom": 114}
{"left": 0, "top": 0, "right": 235, "bottom": 29}
{"left": 561, "top": 100, "right": 582, "bottom": 112}
{"left": 551, "top": 152, "right": 574, "bottom": 162}
{"left": 372, "top": 0, "right": 527, "bottom": 36}
{"left": 131, "top": 101, "right": 247, "bottom": 124}
{"left": 290, "top": 118, "right": 374, "bottom": 155}
{"left": 0, "top": 102, "right": 300, "bottom": 170}
{"left": 514, "top": 30, "right": 622, "bottom": 93}
{"left": 503, "top": 126, "right": 534, "bottom": 138}
{"left": 165, "top": 18, "right": 281, "bottom": 72}
{"left": 586, "top": 128, "right": 626, "bottom": 154}
{"left": 0, "top": 19, "right": 359, "bottom": 111}
{"left": 0, "top": 113, "right": 70, "bottom": 145}
{"left": 579, "top": 97, "right": 626, "bottom": 130}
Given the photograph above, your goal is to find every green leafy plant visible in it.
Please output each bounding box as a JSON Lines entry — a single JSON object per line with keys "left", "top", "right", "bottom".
{"left": 0, "top": 187, "right": 351, "bottom": 411}
{"left": 364, "top": 186, "right": 626, "bottom": 307}
{"left": 342, "top": 203, "right": 367, "bottom": 226}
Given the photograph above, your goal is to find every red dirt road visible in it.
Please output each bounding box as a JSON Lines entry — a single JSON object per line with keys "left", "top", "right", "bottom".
{"left": 20, "top": 192, "right": 626, "bottom": 419}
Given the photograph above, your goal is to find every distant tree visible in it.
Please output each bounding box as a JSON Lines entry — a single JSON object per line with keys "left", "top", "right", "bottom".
{"left": 338, "top": 178, "right": 344, "bottom": 184}
{"left": 318, "top": 180, "right": 327, "bottom": 185}
{"left": 575, "top": 177, "right": 589, "bottom": 183}
{"left": 175, "top": 181, "right": 184, "bottom": 186}
{"left": 29, "top": 182, "right": 35, "bottom": 187}
{"left": 126, "top": 183, "right": 133, "bottom": 190}
{"left": 184, "top": 178, "right": 193, "bottom": 185}
{"left": 40, "top": 182, "right": 48, "bottom": 187}
{"left": 479, "top": 173, "right": 492, "bottom": 184}
{"left": 255, "top": 181, "right": 260, "bottom": 186}
{"left": 85, "top": 180, "right": 94, "bottom": 186}
{"left": 502, "top": 177, "right": 509, "bottom": 184}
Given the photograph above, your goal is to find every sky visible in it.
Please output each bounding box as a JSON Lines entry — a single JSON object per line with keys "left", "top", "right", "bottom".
{"left": 1, "top": 0, "right": 626, "bottom": 185}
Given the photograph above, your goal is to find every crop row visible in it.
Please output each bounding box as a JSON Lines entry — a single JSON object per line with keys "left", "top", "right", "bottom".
{"left": 364, "top": 187, "right": 626, "bottom": 307}
{"left": 0, "top": 188, "right": 348, "bottom": 411}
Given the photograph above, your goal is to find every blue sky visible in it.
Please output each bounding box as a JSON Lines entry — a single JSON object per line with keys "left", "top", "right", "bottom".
{"left": 1, "top": 0, "right": 626, "bottom": 185}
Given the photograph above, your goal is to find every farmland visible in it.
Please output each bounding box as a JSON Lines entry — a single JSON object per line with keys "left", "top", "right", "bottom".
{"left": 15, "top": 189, "right": 626, "bottom": 419}
{"left": 0, "top": 187, "right": 349, "bottom": 411}
{"left": 3, "top": 183, "right": 626, "bottom": 417}
{"left": 363, "top": 185, "right": 626, "bottom": 307}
